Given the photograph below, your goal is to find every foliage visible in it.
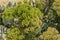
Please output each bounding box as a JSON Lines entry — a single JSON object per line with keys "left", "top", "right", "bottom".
{"left": 0, "top": 1, "right": 16, "bottom": 25}
{"left": 40, "top": 27, "right": 60, "bottom": 40}
{"left": 6, "top": 2, "right": 12, "bottom": 8}
{"left": 35, "top": 0, "right": 46, "bottom": 12}
{"left": 6, "top": 27, "right": 25, "bottom": 40}
{"left": 1, "top": 0, "right": 60, "bottom": 40}
{"left": 50, "top": 0, "right": 60, "bottom": 32}
{"left": 52, "top": 0, "right": 60, "bottom": 16}
{"left": 2, "top": 7, "right": 15, "bottom": 26}
{"left": 2, "top": 3, "right": 43, "bottom": 40}
{"left": 0, "top": 6, "right": 5, "bottom": 24}
{"left": 16, "top": 3, "right": 43, "bottom": 27}
{"left": 56, "top": 24, "right": 60, "bottom": 32}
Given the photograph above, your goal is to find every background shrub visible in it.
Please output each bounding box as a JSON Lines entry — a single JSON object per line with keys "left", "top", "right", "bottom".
{"left": 40, "top": 27, "right": 60, "bottom": 40}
